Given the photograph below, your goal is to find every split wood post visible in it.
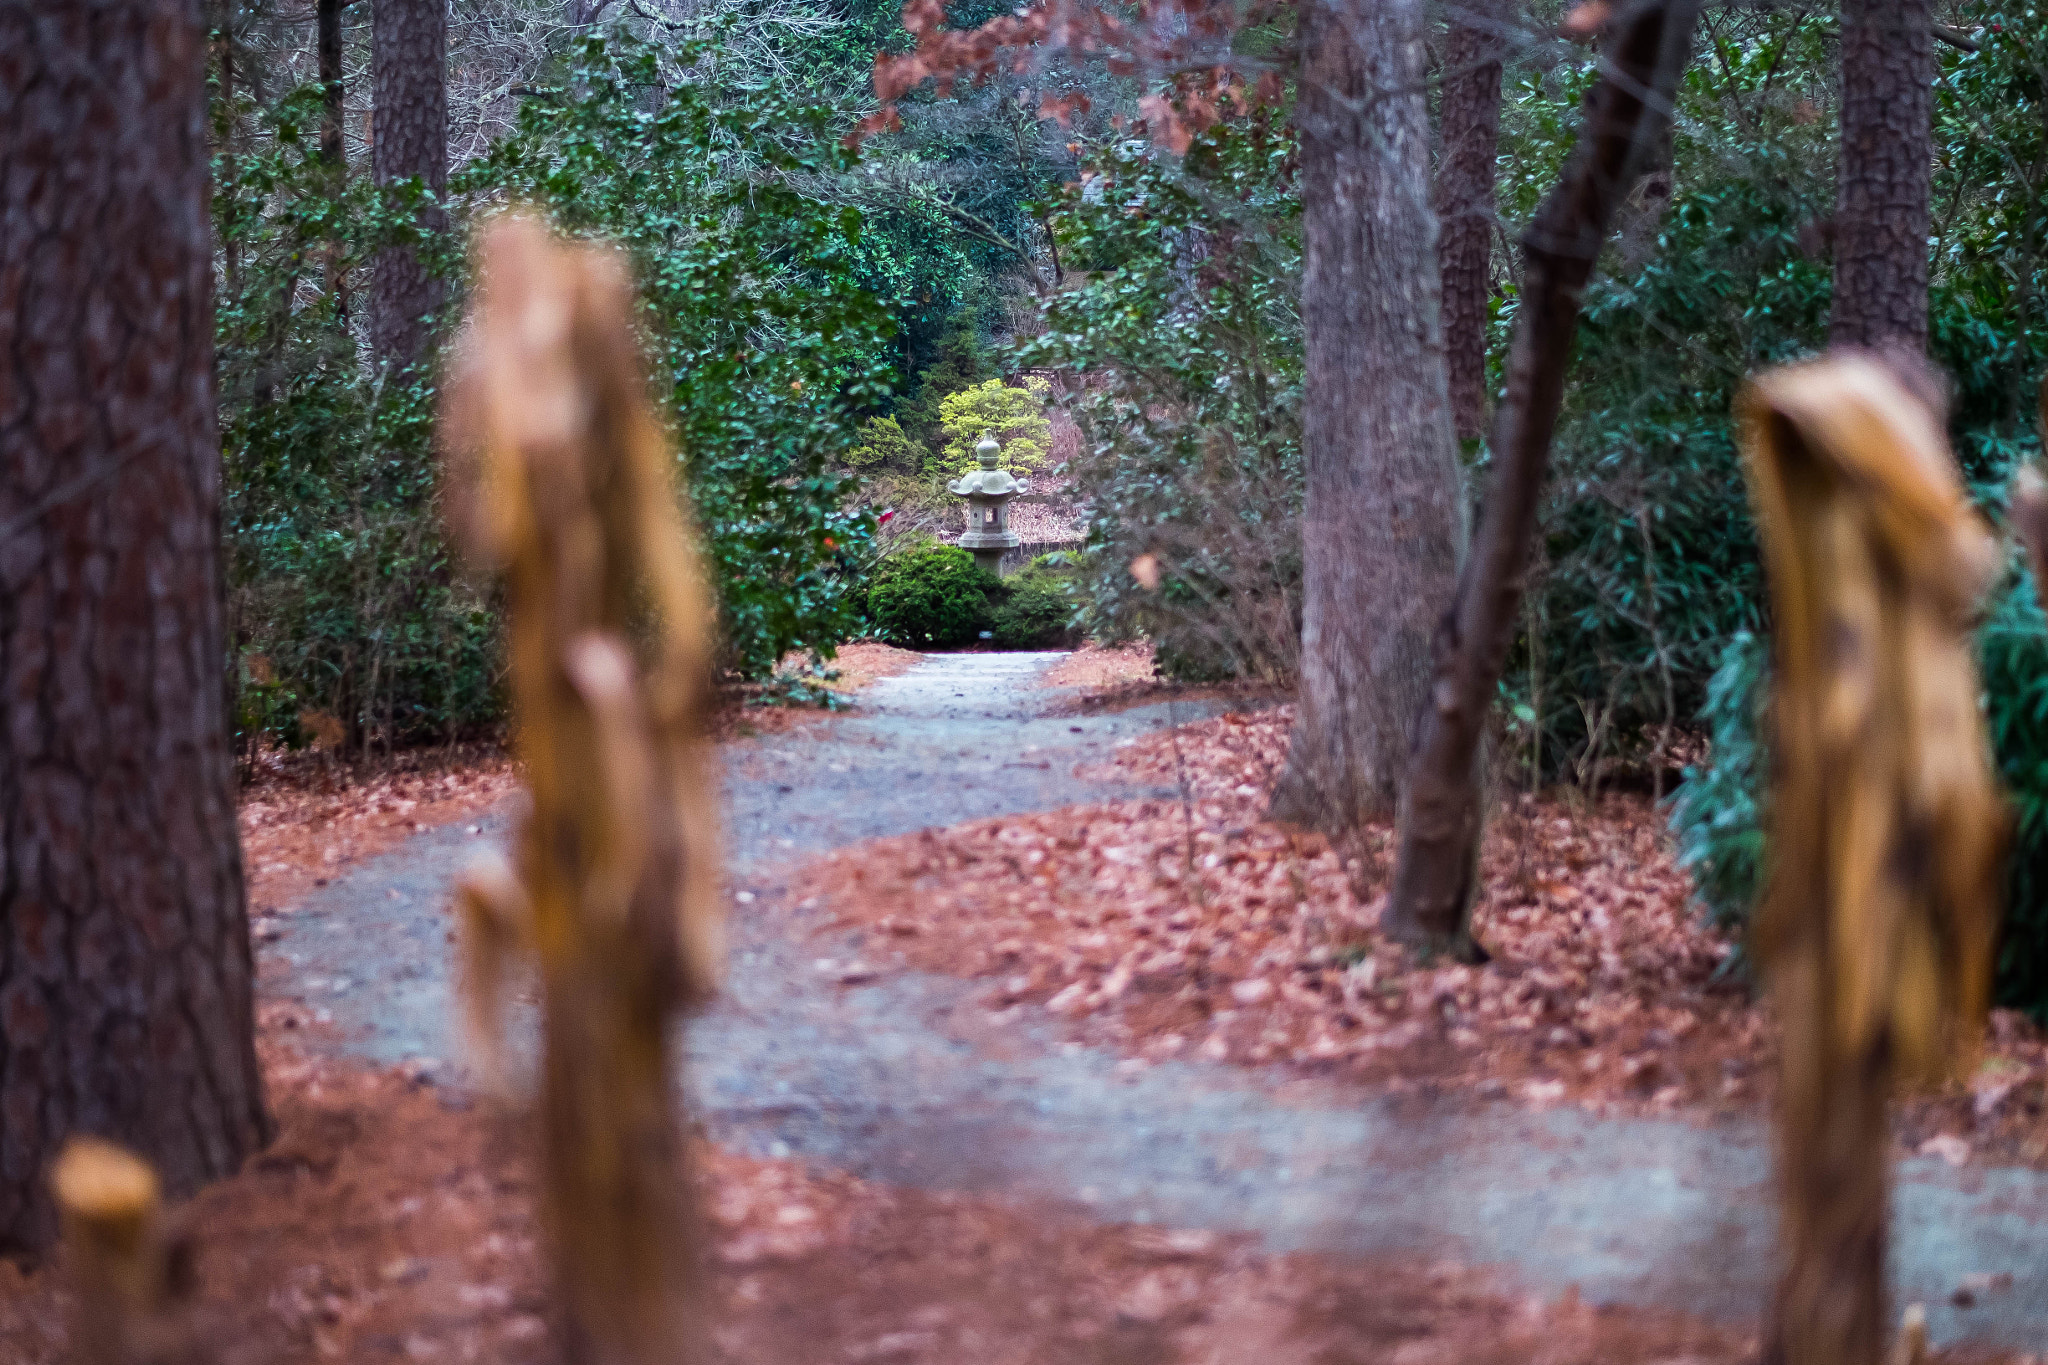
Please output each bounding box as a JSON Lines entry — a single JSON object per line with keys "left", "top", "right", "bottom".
{"left": 50, "top": 1137, "right": 184, "bottom": 1365}
{"left": 443, "top": 214, "right": 722, "bottom": 1365}
{"left": 1739, "top": 354, "right": 2006, "bottom": 1365}
{"left": 1384, "top": 0, "right": 1701, "bottom": 958}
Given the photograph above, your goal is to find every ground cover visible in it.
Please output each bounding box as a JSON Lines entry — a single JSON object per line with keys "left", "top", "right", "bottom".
{"left": 1038, "top": 641, "right": 1289, "bottom": 715}
{"left": 241, "top": 746, "right": 520, "bottom": 919}
{"left": 238, "top": 644, "right": 923, "bottom": 918}
{"left": 0, "top": 1029, "right": 1804, "bottom": 1365}
{"left": 791, "top": 706, "right": 2048, "bottom": 1168}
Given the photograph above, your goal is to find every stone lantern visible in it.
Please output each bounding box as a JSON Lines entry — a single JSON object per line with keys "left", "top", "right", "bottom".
{"left": 949, "top": 431, "right": 1022, "bottom": 576}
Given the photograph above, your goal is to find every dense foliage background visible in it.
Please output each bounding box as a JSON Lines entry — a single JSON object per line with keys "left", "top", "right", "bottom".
{"left": 212, "top": 0, "right": 2048, "bottom": 1006}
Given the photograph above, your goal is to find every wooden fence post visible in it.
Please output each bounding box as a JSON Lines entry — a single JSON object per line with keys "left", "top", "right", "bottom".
{"left": 1738, "top": 353, "right": 2006, "bottom": 1365}
{"left": 50, "top": 1137, "right": 187, "bottom": 1365}
{"left": 444, "top": 214, "right": 722, "bottom": 1365}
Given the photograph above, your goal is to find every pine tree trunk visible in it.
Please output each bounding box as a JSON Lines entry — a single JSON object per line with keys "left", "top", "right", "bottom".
{"left": 319, "top": 0, "right": 346, "bottom": 168}
{"left": 1831, "top": 0, "right": 1932, "bottom": 349}
{"left": 1268, "top": 0, "right": 1464, "bottom": 835}
{"left": 371, "top": 0, "right": 447, "bottom": 374}
{"left": 1437, "top": 0, "right": 1504, "bottom": 445}
{"left": 0, "top": 0, "right": 270, "bottom": 1256}
{"left": 319, "top": 0, "right": 351, "bottom": 319}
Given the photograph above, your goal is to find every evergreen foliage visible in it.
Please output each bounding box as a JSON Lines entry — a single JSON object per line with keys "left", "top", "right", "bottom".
{"left": 214, "top": 82, "right": 491, "bottom": 756}
{"left": 847, "top": 415, "right": 925, "bottom": 472}
{"left": 866, "top": 543, "right": 996, "bottom": 647}
{"left": 989, "top": 560, "right": 1082, "bottom": 649}
{"left": 1019, "top": 110, "right": 1304, "bottom": 683}
{"left": 933, "top": 378, "right": 1053, "bottom": 475}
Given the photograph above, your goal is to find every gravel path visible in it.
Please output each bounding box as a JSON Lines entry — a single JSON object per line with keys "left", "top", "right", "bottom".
{"left": 260, "top": 652, "right": 2048, "bottom": 1351}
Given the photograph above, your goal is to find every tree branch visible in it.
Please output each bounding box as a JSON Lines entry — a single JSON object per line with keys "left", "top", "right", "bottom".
{"left": 1931, "top": 21, "right": 1979, "bottom": 52}
{"left": 1383, "top": 0, "right": 1703, "bottom": 959}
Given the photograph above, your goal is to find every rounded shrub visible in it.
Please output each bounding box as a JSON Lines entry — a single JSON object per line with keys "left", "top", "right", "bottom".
{"left": 990, "top": 561, "right": 1080, "bottom": 649}
{"left": 868, "top": 544, "right": 995, "bottom": 648}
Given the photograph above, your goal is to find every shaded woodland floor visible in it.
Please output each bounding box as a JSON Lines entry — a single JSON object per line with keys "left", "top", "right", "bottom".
{"left": 797, "top": 703, "right": 2048, "bottom": 1167}
{"left": 0, "top": 1039, "right": 1777, "bottom": 1364}
{"left": 5, "top": 645, "right": 2043, "bottom": 1362}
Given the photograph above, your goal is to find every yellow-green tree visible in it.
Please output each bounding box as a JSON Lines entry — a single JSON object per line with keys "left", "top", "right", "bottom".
{"left": 846, "top": 414, "right": 925, "bottom": 472}
{"left": 933, "top": 377, "right": 1052, "bottom": 475}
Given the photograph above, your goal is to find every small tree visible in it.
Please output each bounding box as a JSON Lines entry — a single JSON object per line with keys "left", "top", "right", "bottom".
{"left": 933, "top": 378, "right": 1052, "bottom": 475}
{"left": 847, "top": 414, "right": 926, "bottom": 473}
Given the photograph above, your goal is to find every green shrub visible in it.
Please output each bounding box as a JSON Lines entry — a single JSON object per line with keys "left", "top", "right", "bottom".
{"left": 215, "top": 32, "right": 904, "bottom": 756}
{"left": 847, "top": 415, "right": 925, "bottom": 473}
{"left": 1667, "top": 631, "right": 1768, "bottom": 934}
{"left": 1668, "top": 574, "right": 2048, "bottom": 1017}
{"left": 868, "top": 544, "right": 995, "bottom": 647}
{"left": 1019, "top": 112, "right": 1304, "bottom": 685}
{"left": 989, "top": 560, "right": 1080, "bottom": 649}
{"left": 464, "top": 32, "right": 896, "bottom": 681}
{"left": 933, "top": 378, "right": 1052, "bottom": 477}
{"left": 1977, "top": 572, "right": 2048, "bottom": 1014}
{"left": 214, "top": 85, "right": 496, "bottom": 754}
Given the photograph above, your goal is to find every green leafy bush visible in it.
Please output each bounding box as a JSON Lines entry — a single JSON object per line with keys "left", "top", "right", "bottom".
{"left": 1020, "top": 110, "right": 1303, "bottom": 683}
{"left": 1670, "top": 574, "right": 2048, "bottom": 1017}
{"left": 1667, "top": 632, "right": 1769, "bottom": 933}
{"left": 214, "top": 84, "right": 494, "bottom": 755}
{"left": 867, "top": 544, "right": 995, "bottom": 647}
{"left": 933, "top": 378, "right": 1052, "bottom": 476}
{"left": 215, "top": 31, "right": 906, "bottom": 756}
{"left": 865, "top": 546, "right": 1080, "bottom": 649}
{"left": 1969, "top": 573, "right": 2048, "bottom": 1015}
{"left": 847, "top": 415, "right": 925, "bottom": 472}
{"left": 463, "top": 32, "right": 896, "bottom": 680}
{"left": 989, "top": 560, "right": 1080, "bottom": 649}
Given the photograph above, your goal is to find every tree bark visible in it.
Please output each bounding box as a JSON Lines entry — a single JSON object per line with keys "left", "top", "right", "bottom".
{"left": 1267, "top": 0, "right": 1465, "bottom": 837}
{"left": 1384, "top": 0, "right": 1700, "bottom": 957}
{"left": 319, "top": 0, "right": 352, "bottom": 321}
{"left": 371, "top": 0, "right": 447, "bottom": 375}
{"left": 0, "top": 0, "right": 270, "bottom": 1256}
{"left": 1437, "top": 0, "right": 1505, "bottom": 445}
{"left": 1831, "top": 0, "right": 1932, "bottom": 350}
{"left": 318, "top": 0, "right": 346, "bottom": 168}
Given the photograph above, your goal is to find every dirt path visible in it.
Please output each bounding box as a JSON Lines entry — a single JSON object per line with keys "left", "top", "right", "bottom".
{"left": 258, "top": 652, "right": 2048, "bottom": 1353}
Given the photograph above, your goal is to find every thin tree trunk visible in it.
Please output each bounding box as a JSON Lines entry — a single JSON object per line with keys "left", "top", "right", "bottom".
{"left": 1437, "top": 0, "right": 1505, "bottom": 445}
{"left": 214, "top": 0, "right": 241, "bottom": 292}
{"left": 1267, "top": 0, "right": 1465, "bottom": 839}
{"left": 1831, "top": 0, "right": 1933, "bottom": 349}
{"left": 319, "top": 0, "right": 345, "bottom": 168}
{"left": 319, "top": 0, "right": 351, "bottom": 320}
{"left": 1385, "top": 0, "right": 1700, "bottom": 957}
{"left": 0, "top": 0, "right": 271, "bottom": 1255}
{"left": 371, "top": 0, "right": 447, "bottom": 375}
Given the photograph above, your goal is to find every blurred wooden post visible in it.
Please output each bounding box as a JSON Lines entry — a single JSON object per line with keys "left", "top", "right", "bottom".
{"left": 1739, "top": 353, "right": 2006, "bottom": 1365}
{"left": 444, "top": 215, "right": 722, "bottom": 1365}
{"left": 51, "top": 1137, "right": 172, "bottom": 1365}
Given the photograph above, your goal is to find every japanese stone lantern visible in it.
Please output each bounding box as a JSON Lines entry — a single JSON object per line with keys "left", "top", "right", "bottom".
{"left": 949, "top": 431, "right": 1022, "bottom": 575}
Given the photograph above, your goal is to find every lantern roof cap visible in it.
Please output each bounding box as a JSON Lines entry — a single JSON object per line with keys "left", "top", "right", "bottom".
{"left": 948, "top": 432, "right": 1023, "bottom": 497}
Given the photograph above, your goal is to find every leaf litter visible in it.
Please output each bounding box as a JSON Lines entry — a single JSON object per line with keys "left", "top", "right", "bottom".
{"left": 0, "top": 1030, "right": 1809, "bottom": 1365}
{"left": 793, "top": 706, "right": 2048, "bottom": 1166}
